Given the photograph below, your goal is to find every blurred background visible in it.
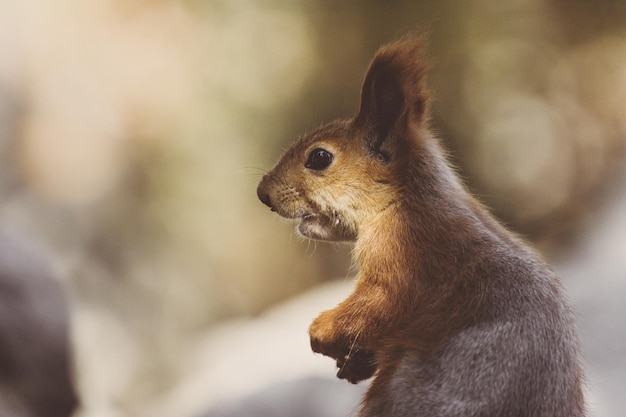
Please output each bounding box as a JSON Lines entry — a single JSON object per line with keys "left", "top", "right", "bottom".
{"left": 0, "top": 0, "right": 625, "bottom": 416}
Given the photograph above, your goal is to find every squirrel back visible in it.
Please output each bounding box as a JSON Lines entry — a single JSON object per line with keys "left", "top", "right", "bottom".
{"left": 257, "top": 36, "right": 586, "bottom": 417}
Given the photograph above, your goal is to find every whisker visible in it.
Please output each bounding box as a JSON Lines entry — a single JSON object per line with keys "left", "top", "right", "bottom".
{"left": 337, "top": 327, "right": 363, "bottom": 379}
{"left": 347, "top": 328, "right": 362, "bottom": 358}
{"left": 306, "top": 238, "right": 318, "bottom": 257}
{"left": 238, "top": 165, "right": 267, "bottom": 172}
{"left": 237, "top": 166, "right": 268, "bottom": 178}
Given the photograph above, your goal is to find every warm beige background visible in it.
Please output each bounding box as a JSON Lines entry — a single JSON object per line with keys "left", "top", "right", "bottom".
{"left": 0, "top": 1, "right": 625, "bottom": 416}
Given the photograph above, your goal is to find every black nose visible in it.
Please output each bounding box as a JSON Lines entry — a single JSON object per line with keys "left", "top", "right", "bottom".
{"left": 257, "top": 185, "right": 272, "bottom": 208}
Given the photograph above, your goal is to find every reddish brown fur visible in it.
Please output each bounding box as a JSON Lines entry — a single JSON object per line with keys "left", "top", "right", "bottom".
{"left": 257, "top": 36, "right": 586, "bottom": 416}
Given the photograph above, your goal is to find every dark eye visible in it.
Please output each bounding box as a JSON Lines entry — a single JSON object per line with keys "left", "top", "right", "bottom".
{"left": 305, "top": 148, "right": 334, "bottom": 170}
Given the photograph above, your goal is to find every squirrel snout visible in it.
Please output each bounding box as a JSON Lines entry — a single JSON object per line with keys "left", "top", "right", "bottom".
{"left": 257, "top": 183, "right": 272, "bottom": 209}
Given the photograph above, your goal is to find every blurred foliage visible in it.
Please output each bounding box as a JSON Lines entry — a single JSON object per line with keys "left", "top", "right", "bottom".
{"left": 0, "top": 0, "right": 625, "bottom": 415}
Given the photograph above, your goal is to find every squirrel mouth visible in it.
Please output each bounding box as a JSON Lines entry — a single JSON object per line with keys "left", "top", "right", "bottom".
{"left": 296, "top": 211, "right": 355, "bottom": 242}
{"left": 298, "top": 213, "right": 330, "bottom": 237}
{"left": 300, "top": 213, "right": 325, "bottom": 227}
{"left": 302, "top": 213, "right": 317, "bottom": 221}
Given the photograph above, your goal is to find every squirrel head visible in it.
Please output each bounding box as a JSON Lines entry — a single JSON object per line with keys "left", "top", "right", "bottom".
{"left": 257, "top": 37, "right": 433, "bottom": 242}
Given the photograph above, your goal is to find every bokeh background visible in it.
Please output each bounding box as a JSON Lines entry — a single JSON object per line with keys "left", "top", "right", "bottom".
{"left": 0, "top": 1, "right": 625, "bottom": 416}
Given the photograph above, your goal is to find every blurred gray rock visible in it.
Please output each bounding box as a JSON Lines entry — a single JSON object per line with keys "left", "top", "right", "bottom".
{"left": 557, "top": 168, "right": 626, "bottom": 417}
{"left": 0, "top": 223, "right": 77, "bottom": 417}
{"left": 203, "top": 377, "right": 366, "bottom": 417}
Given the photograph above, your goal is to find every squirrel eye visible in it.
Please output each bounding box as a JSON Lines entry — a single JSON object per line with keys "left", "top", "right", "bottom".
{"left": 305, "top": 148, "right": 334, "bottom": 170}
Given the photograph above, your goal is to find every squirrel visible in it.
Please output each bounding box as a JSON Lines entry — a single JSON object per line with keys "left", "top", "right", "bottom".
{"left": 257, "top": 36, "right": 586, "bottom": 417}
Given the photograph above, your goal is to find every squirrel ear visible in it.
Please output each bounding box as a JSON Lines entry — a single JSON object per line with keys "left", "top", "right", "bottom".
{"left": 355, "top": 37, "right": 431, "bottom": 158}
{"left": 356, "top": 62, "right": 405, "bottom": 155}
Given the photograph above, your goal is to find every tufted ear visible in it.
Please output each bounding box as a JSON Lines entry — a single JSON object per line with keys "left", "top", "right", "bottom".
{"left": 355, "top": 37, "right": 431, "bottom": 159}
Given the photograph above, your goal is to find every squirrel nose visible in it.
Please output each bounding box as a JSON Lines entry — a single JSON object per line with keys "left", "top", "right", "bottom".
{"left": 257, "top": 184, "right": 272, "bottom": 208}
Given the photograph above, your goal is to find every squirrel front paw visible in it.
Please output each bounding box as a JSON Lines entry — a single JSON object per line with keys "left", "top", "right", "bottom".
{"left": 309, "top": 310, "right": 350, "bottom": 360}
{"left": 336, "top": 348, "right": 377, "bottom": 384}
{"left": 309, "top": 310, "right": 376, "bottom": 384}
